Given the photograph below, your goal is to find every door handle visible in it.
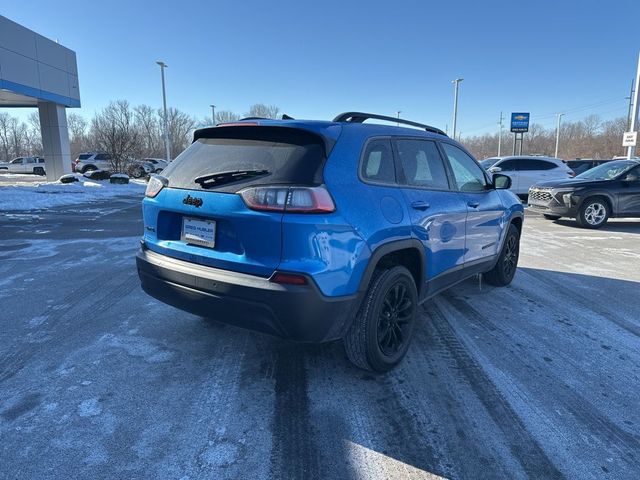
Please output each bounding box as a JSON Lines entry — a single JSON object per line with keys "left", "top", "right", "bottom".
{"left": 467, "top": 201, "right": 480, "bottom": 208}
{"left": 411, "top": 201, "right": 430, "bottom": 211}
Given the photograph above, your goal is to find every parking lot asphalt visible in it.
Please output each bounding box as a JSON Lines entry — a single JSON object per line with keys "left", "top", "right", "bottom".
{"left": 1, "top": 196, "right": 639, "bottom": 480}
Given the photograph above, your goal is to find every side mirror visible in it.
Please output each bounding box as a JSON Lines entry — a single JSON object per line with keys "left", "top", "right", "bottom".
{"left": 488, "top": 166, "right": 502, "bottom": 173}
{"left": 493, "top": 173, "right": 512, "bottom": 190}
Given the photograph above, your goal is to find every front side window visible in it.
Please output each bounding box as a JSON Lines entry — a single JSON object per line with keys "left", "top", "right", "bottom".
{"left": 441, "top": 143, "right": 487, "bottom": 192}
{"left": 396, "top": 139, "right": 449, "bottom": 190}
{"left": 11, "top": 158, "right": 23, "bottom": 164}
{"left": 361, "top": 139, "right": 395, "bottom": 184}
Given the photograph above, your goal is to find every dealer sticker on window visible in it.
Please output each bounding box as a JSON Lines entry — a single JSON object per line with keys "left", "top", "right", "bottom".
{"left": 181, "top": 217, "right": 216, "bottom": 248}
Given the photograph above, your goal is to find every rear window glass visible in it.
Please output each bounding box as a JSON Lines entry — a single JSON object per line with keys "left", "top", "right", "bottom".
{"left": 361, "top": 139, "right": 395, "bottom": 183}
{"left": 78, "top": 154, "right": 92, "bottom": 160}
{"left": 162, "top": 127, "right": 326, "bottom": 192}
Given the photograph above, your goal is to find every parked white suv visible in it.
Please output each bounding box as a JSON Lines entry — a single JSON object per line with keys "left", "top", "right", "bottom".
{"left": 0, "top": 157, "right": 46, "bottom": 175}
{"left": 73, "top": 153, "right": 112, "bottom": 173}
{"left": 481, "top": 156, "right": 574, "bottom": 196}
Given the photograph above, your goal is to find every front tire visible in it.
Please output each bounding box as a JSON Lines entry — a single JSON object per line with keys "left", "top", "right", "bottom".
{"left": 344, "top": 266, "right": 418, "bottom": 372}
{"left": 576, "top": 197, "right": 609, "bottom": 229}
{"left": 484, "top": 223, "right": 520, "bottom": 286}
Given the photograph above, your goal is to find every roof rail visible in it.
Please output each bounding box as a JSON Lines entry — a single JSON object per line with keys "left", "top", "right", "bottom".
{"left": 333, "top": 112, "right": 447, "bottom": 136}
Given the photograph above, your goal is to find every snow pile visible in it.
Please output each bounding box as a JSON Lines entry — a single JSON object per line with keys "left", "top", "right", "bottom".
{"left": 0, "top": 177, "right": 146, "bottom": 211}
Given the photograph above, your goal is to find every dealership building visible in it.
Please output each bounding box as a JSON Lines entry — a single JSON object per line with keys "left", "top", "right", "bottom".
{"left": 0, "top": 15, "right": 80, "bottom": 181}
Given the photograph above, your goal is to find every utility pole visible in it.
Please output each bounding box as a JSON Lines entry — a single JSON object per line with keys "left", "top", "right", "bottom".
{"left": 554, "top": 113, "right": 564, "bottom": 158}
{"left": 210, "top": 104, "right": 216, "bottom": 125}
{"left": 156, "top": 61, "right": 171, "bottom": 161}
{"left": 498, "top": 111, "right": 504, "bottom": 156}
{"left": 626, "top": 79, "right": 635, "bottom": 131}
{"left": 396, "top": 110, "right": 401, "bottom": 126}
{"left": 628, "top": 52, "right": 640, "bottom": 159}
{"left": 451, "top": 78, "right": 463, "bottom": 139}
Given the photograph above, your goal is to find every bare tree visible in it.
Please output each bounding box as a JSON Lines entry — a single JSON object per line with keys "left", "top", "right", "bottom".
{"left": 90, "top": 100, "right": 140, "bottom": 172}
{"left": 0, "top": 112, "right": 12, "bottom": 161}
{"left": 245, "top": 103, "right": 280, "bottom": 119}
{"left": 135, "top": 105, "right": 162, "bottom": 157}
{"left": 215, "top": 110, "right": 241, "bottom": 124}
{"left": 165, "top": 107, "right": 198, "bottom": 159}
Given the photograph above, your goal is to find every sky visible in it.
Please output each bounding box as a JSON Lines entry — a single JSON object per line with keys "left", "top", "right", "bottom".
{"left": 2, "top": 0, "right": 640, "bottom": 136}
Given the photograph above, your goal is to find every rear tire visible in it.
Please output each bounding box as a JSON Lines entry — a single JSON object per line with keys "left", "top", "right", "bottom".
{"left": 82, "top": 165, "right": 97, "bottom": 174}
{"left": 543, "top": 214, "right": 561, "bottom": 220}
{"left": 344, "top": 265, "right": 418, "bottom": 372}
{"left": 33, "top": 167, "right": 45, "bottom": 176}
{"left": 484, "top": 223, "right": 520, "bottom": 286}
{"left": 576, "top": 197, "right": 609, "bottom": 229}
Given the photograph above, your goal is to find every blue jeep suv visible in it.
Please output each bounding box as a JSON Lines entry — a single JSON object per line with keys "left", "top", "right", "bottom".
{"left": 136, "top": 112, "right": 523, "bottom": 371}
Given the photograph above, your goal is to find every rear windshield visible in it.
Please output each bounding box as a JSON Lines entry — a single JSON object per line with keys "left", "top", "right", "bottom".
{"left": 161, "top": 126, "right": 327, "bottom": 192}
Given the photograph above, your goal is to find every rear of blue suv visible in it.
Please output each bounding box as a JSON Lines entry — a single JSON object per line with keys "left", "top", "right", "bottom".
{"left": 136, "top": 113, "right": 524, "bottom": 372}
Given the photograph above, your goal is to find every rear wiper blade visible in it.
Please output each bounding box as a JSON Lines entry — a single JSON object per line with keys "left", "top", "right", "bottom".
{"left": 194, "top": 169, "right": 270, "bottom": 188}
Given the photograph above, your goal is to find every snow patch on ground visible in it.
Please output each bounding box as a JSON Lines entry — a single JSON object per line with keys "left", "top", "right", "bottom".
{"left": 0, "top": 177, "right": 146, "bottom": 211}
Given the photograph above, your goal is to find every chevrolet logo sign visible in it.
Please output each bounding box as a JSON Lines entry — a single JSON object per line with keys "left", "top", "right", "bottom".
{"left": 514, "top": 115, "right": 527, "bottom": 121}
{"left": 183, "top": 195, "right": 203, "bottom": 207}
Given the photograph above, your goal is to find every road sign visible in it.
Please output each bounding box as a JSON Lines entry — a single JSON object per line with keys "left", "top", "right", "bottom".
{"left": 623, "top": 131, "right": 637, "bottom": 147}
{"left": 510, "top": 112, "right": 530, "bottom": 133}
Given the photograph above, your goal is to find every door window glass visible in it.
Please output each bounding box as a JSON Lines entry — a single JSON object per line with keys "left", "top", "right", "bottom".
{"left": 396, "top": 139, "right": 449, "bottom": 190}
{"left": 441, "top": 144, "right": 487, "bottom": 192}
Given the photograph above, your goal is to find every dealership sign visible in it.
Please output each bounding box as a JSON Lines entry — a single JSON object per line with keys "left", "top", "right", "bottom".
{"left": 510, "top": 112, "right": 530, "bottom": 133}
{"left": 622, "top": 131, "right": 637, "bottom": 147}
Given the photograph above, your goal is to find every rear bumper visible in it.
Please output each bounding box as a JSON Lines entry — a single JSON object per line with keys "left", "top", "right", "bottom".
{"left": 136, "top": 246, "right": 359, "bottom": 342}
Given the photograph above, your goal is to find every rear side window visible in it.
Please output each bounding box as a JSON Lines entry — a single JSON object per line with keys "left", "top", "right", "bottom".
{"left": 162, "top": 126, "right": 326, "bottom": 192}
{"left": 361, "top": 139, "right": 395, "bottom": 184}
{"left": 396, "top": 139, "right": 449, "bottom": 190}
{"left": 520, "top": 159, "right": 557, "bottom": 170}
{"left": 78, "top": 154, "right": 92, "bottom": 160}
{"left": 497, "top": 159, "right": 518, "bottom": 171}
{"left": 441, "top": 143, "right": 487, "bottom": 192}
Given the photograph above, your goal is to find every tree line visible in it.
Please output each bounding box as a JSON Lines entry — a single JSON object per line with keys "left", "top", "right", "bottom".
{"left": 0, "top": 105, "right": 629, "bottom": 167}
{"left": 0, "top": 102, "right": 282, "bottom": 170}
{"left": 462, "top": 114, "right": 629, "bottom": 160}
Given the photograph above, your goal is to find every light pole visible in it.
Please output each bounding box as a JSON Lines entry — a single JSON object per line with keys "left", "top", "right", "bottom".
{"left": 451, "top": 78, "right": 463, "bottom": 139}
{"left": 210, "top": 104, "right": 216, "bottom": 125}
{"left": 498, "top": 111, "right": 504, "bottom": 156}
{"left": 156, "top": 60, "right": 171, "bottom": 161}
{"left": 396, "top": 110, "right": 401, "bottom": 126}
{"left": 628, "top": 52, "right": 640, "bottom": 159}
{"left": 554, "top": 113, "right": 564, "bottom": 158}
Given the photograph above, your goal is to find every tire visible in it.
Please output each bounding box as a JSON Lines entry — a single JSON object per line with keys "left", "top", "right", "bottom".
{"left": 543, "top": 214, "right": 561, "bottom": 220}
{"left": 576, "top": 197, "right": 609, "bottom": 229}
{"left": 344, "top": 265, "right": 418, "bottom": 372}
{"left": 82, "top": 165, "right": 97, "bottom": 174}
{"left": 155, "top": 168, "right": 163, "bottom": 174}
{"left": 484, "top": 223, "right": 520, "bottom": 287}
{"left": 33, "top": 167, "right": 45, "bottom": 176}
{"left": 131, "top": 166, "right": 145, "bottom": 179}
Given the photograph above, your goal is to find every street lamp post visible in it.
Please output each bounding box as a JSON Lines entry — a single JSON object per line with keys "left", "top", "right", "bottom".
{"left": 628, "top": 52, "right": 640, "bottom": 159}
{"left": 156, "top": 61, "right": 171, "bottom": 161}
{"left": 554, "top": 113, "right": 564, "bottom": 158}
{"left": 396, "top": 110, "right": 401, "bottom": 126}
{"left": 498, "top": 111, "right": 504, "bottom": 156}
{"left": 210, "top": 104, "right": 216, "bottom": 125}
{"left": 451, "top": 78, "right": 463, "bottom": 139}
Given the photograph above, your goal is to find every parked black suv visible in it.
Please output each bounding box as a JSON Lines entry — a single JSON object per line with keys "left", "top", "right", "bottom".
{"left": 528, "top": 159, "right": 640, "bottom": 228}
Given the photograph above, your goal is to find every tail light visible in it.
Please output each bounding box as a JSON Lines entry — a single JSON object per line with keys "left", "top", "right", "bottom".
{"left": 238, "top": 186, "right": 335, "bottom": 213}
{"left": 145, "top": 175, "right": 168, "bottom": 198}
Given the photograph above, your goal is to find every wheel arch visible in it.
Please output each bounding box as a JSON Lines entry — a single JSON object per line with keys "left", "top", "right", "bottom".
{"left": 579, "top": 192, "right": 614, "bottom": 214}
{"left": 357, "top": 239, "right": 425, "bottom": 298}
